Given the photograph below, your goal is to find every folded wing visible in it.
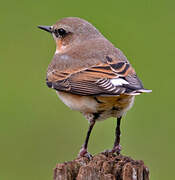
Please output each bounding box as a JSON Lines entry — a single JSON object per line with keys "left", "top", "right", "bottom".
{"left": 46, "top": 56, "right": 151, "bottom": 96}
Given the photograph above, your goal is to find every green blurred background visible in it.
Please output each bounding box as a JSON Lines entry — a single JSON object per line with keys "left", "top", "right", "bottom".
{"left": 0, "top": 0, "right": 174, "bottom": 179}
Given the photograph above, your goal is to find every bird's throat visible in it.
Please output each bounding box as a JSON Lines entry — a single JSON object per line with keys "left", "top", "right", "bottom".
{"left": 55, "top": 39, "right": 67, "bottom": 54}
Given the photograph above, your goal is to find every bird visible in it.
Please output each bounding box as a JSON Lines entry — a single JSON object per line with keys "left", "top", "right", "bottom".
{"left": 38, "top": 17, "right": 151, "bottom": 157}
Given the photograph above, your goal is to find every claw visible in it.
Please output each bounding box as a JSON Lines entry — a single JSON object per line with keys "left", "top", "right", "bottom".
{"left": 112, "top": 144, "right": 122, "bottom": 155}
{"left": 78, "top": 147, "right": 92, "bottom": 159}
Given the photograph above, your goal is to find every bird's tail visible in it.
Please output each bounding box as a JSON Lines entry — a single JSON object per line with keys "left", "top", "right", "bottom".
{"left": 127, "top": 89, "right": 152, "bottom": 95}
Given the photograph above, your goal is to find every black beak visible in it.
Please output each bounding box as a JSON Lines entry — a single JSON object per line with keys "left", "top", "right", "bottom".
{"left": 38, "top": 25, "right": 52, "bottom": 33}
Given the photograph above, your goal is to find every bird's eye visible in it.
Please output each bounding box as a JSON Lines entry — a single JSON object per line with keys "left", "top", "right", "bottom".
{"left": 54, "top": 28, "right": 66, "bottom": 37}
{"left": 58, "top": 28, "right": 66, "bottom": 36}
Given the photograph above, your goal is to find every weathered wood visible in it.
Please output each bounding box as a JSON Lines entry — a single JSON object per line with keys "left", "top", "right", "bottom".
{"left": 54, "top": 152, "right": 149, "bottom": 180}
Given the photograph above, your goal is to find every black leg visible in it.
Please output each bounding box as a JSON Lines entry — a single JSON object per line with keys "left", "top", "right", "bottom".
{"left": 112, "top": 116, "right": 122, "bottom": 155}
{"left": 79, "top": 120, "right": 96, "bottom": 157}
{"left": 83, "top": 120, "right": 96, "bottom": 150}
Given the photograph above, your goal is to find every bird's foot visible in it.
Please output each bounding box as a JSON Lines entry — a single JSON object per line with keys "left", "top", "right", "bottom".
{"left": 78, "top": 147, "right": 92, "bottom": 159}
{"left": 104, "top": 144, "right": 122, "bottom": 155}
{"left": 112, "top": 144, "right": 122, "bottom": 155}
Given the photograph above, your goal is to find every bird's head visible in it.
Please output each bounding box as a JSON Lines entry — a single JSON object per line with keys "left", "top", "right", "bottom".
{"left": 38, "top": 17, "right": 102, "bottom": 53}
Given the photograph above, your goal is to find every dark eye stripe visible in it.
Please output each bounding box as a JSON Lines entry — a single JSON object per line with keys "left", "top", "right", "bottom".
{"left": 54, "top": 29, "right": 59, "bottom": 37}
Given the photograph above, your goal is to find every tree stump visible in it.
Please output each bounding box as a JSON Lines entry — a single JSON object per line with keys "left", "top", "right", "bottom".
{"left": 53, "top": 152, "right": 149, "bottom": 180}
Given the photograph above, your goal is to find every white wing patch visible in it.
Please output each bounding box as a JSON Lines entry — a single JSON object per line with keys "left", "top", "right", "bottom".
{"left": 110, "top": 78, "right": 129, "bottom": 86}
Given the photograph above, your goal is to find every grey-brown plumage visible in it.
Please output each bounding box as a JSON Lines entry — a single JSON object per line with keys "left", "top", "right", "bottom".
{"left": 38, "top": 17, "right": 151, "bottom": 157}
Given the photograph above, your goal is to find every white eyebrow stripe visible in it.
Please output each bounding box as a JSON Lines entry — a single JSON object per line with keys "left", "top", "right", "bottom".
{"left": 110, "top": 78, "right": 129, "bottom": 86}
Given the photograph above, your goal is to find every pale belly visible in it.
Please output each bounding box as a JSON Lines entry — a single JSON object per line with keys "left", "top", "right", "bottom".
{"left": 56, "top": 91, "right": 98, "bottom": 113}
{"left": 56, "top": 91, "right": 135, "bottom": 121}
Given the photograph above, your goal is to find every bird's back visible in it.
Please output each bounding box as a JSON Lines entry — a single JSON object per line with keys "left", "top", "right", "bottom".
{"left": 48, "top": 37, "right": 129, "bottom": 73}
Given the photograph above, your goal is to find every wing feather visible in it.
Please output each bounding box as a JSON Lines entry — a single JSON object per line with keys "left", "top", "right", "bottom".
{"left": 46, "top": 56, "right": 151, "bottom": 96}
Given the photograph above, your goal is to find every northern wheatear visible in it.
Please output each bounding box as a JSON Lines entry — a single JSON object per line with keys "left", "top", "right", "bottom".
{"left": 38, "top": 17, "right": 151, "bottom": 157}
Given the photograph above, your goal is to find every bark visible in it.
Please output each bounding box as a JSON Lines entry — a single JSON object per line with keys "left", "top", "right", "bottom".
{"left": 53, "top": 152, "right": 149, "bottom": 180}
